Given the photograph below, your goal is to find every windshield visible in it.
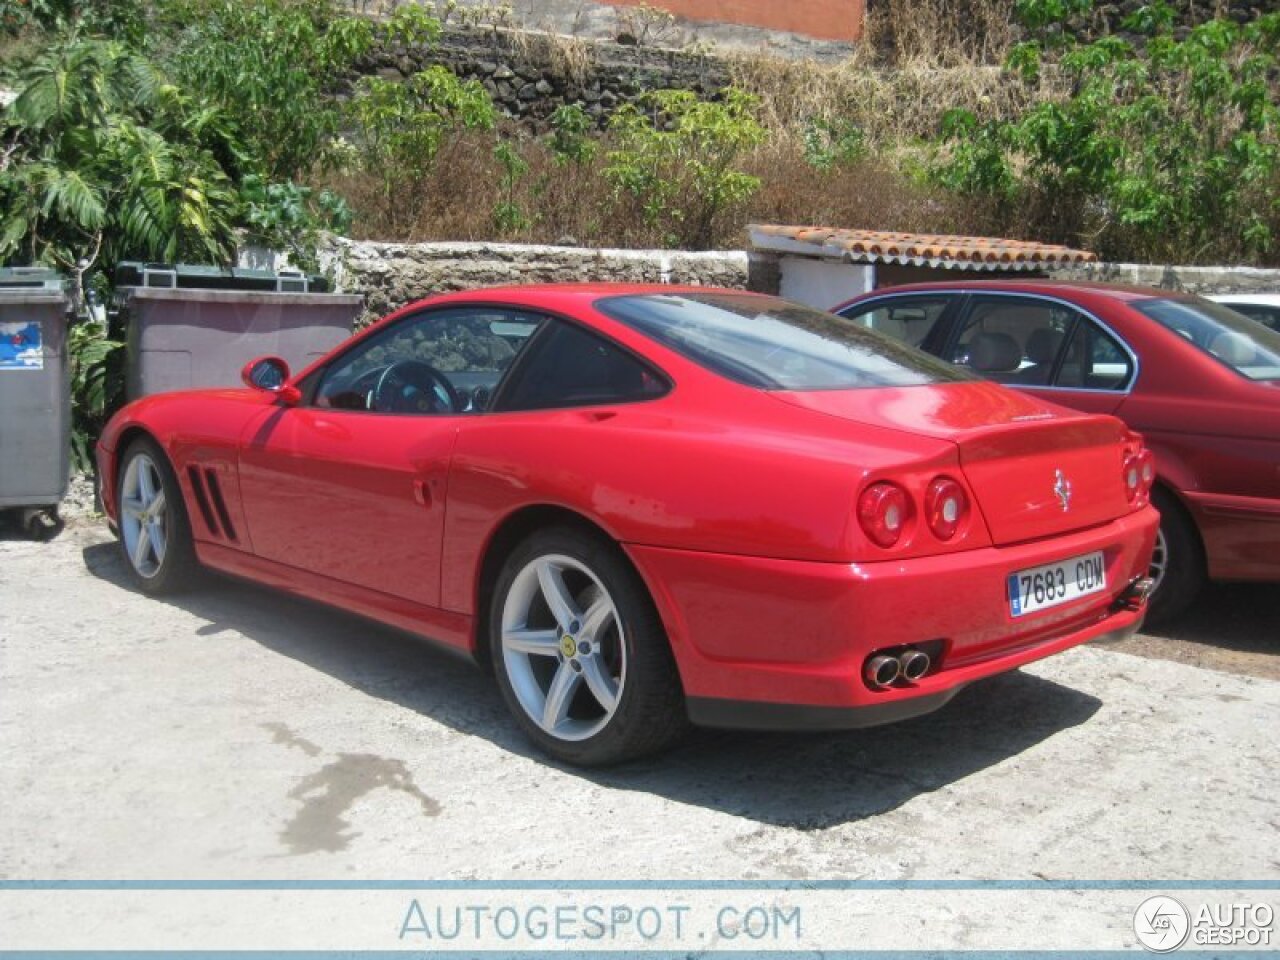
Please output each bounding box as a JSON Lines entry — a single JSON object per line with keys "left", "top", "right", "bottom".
{"left": 1135, "top": 298, "right": 1280, "bottom": 381}
{"left": 596, "top": 292, "right": 974, "bottom": 390}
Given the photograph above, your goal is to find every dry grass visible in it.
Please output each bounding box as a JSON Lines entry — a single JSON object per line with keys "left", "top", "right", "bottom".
{"left": 864, "top": 0, "right": 1020, "bottom": 67}
{"left": 741, "top": 143, "right": 974, "bottom": 238}
{"left": 328, "top": 128, "right": 988, "bottom": 251}
{"left": 728, "top": 52, "right": 1049, "bottom": 149}
{"left": 507, "top": 29, "right": 596, "bottom": 85}
{"left": 725, "top": 0, "right": 1062, "bottom": 150}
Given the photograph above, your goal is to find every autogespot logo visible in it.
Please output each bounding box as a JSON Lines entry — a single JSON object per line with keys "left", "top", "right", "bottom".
{"left": 1134, "top": 896, "right": 1192, "bottom": 953}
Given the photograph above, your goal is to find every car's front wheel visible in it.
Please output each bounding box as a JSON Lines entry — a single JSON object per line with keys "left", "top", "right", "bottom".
{"left": 489, "top": 527, "right": 686, "bottom": 766}
{"left": 117, "top": 437, "right": 199, "bottom": 594}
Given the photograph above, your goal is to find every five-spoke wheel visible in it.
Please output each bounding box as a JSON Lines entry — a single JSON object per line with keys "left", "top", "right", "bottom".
{"left": 490, "top": 527, "right": 686, "bottom": 765}
{"left": 116, "top": 438, "right": 198, "bottom": 594}
{"left": 500, "top": 554, "right": 626, "bottom": 742}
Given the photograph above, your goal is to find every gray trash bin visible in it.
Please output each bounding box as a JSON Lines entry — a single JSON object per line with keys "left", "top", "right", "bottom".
{"left": 0, "top": 267, "right": 70, "bottom": 537}
{"left": 115, "top": 264, "right": 363, "bottom": 398}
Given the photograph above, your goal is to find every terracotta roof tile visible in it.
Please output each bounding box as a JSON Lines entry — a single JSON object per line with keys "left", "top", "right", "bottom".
{"left": 749, "top": 225, "right": 1096, "bottom": 271}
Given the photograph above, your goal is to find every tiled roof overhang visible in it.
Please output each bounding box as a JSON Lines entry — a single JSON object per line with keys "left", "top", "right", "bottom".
{"left": 750, "top": 225, "right": 1097, "bottom": 271}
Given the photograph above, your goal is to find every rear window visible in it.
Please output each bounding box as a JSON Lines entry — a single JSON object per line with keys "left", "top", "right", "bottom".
{"left": 596, "top": 292, "right": 973, "bottom": 390}
{"left": 1134, "top": 298, "right": 1280, "bottom": 381}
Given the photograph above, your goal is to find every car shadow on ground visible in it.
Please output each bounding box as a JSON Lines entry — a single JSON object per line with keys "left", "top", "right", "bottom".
{"left": 83, "top": 540, "right": 1102, "bottom": 830}
{"left": 1090, "top": 580, "right": 1279, "bottom": 681}
{"left": 1142, "top": 582, "right": 1279, "bottom": 652}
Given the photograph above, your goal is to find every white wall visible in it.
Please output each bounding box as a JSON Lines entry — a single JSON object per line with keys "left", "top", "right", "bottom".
{"left": 778, "top": 257, "right": 875, "bottom": 310}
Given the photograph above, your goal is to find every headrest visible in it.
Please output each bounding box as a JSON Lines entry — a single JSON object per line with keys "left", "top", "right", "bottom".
{"left": 969, "top": 331, "right": 1022, "bottom": 373}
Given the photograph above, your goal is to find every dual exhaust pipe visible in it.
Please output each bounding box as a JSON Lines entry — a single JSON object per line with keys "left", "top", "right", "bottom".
{"left": 864, "top": 648, "right": 931, "bottom": 689}
{"left": 1117, "top": 575, "right": 1157, "bottom": 611}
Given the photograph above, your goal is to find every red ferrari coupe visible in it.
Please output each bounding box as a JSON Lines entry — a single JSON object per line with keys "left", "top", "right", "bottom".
{"left": 836, "top": 281, "right": 1280, "bottom": 623}
{"left": 98, "top": 285, "right": 1158, "bottom": 765}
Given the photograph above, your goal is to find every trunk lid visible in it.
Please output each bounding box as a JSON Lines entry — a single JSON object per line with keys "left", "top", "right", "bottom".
{"left": 773, "top": 382, "right": 1133, "bottom": 546}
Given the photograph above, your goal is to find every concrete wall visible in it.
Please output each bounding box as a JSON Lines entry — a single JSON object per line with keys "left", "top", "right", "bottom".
{"left": 250, "top": 239, "right": 1280, "bottom": 327}
{"left": 321, "top": 238, "right": 753, "bottom": 324}
{"left": 1052, "top": 262, "right": 1280, "bottom": 295}
{"left": 777, "top": 257, "right": 873, "bottom": 310}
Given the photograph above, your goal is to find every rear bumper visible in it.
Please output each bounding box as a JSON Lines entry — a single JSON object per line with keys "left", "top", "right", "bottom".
{"left": 686, "top": 616, "right": 1143, "bottom": 731}
{"left": 627, "top": 506, "right": 1157, "bottom": 728}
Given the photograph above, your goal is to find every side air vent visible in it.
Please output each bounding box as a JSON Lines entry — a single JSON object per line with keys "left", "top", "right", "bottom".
{"left": 203, "top": 469, "right": 238, "bottom": 542}
{"left": 186, "top": 466, "right": 219, "bottom": 536}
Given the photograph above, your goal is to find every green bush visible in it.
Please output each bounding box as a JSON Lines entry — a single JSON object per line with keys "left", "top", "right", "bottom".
{"left": 605, "top": 88, "right": 767, "bottom": 249}
{"left": 345, "top": 66, "right": 497, "bottom": 232}
{"left": 68, "top": 314, "right": 124, "bottom": 473}
{"left": 935, "top": 4, "right": 1280, "bottom": 263}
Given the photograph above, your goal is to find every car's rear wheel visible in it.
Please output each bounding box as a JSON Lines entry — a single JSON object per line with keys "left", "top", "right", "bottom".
{"left": 490, "top": 527, "right": 686, "bottom": 766}
{"left": 117, "top": 438, "right": 199, "bottom": 594}
{"left": 1146, "top": 487, "right": 1204, "bottom": 625}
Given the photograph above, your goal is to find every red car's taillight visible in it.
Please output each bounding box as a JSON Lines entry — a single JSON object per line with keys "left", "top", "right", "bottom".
{"left": 1123, "top": 448, "right": 1156, "bottom": 505}
{"left": 858, "top": 482, "right": 910, "bottom": 548}
{"left": 925, "top": 476, "right": 969, "bottom": 541}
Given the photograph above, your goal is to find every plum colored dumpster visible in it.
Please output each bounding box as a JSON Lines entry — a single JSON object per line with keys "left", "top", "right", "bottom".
{"left": 114, "top": 263, "right": 363, "bottom": 399}
{"left": 0, "top": 268, "right": 70, "bottom": 538}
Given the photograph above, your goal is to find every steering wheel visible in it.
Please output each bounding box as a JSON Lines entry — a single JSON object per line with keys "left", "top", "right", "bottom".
{"left": 372, "top": 359, "right": 460, "bottom": 414}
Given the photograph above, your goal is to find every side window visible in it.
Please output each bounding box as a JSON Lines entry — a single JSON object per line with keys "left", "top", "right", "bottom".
{"left": 1056, "top": 319, "right": 1134, "bottom": 390}
{"left": 952, "top": 297, "right": 1077, "bottom": 385}
{"left": 312, "top": 308, "right": 540, "bottom": 414}
{"left": 498, "top": 320, "right": 668, "bottom": 411}
{"left": 1233, "top": 304, "right": 1280, "bottom": 331}
{"left": 839, "top": 297, "right": 953, "bottom": 348}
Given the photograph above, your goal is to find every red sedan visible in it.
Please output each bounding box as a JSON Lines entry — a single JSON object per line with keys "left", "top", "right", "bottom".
{"left": 98, "top": 285, "right": 1158, "bottom": 765}
{"left": 836, "top": 280, "right": 1280, "bottom": 622}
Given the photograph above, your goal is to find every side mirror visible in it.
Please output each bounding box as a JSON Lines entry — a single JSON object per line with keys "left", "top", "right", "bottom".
{"left": 241, "top": 356, "right": 301, "bottom": 405}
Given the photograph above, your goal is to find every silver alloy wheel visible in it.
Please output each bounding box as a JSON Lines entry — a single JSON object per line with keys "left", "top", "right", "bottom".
{"left": 1148, "top": 526, "right": 1169, "bottom": 593}
{"left": 120, "top": 452, "right": 168, "bottom": 579}
{"left": 500, "top": 554, "right": 626, "bottom": 742}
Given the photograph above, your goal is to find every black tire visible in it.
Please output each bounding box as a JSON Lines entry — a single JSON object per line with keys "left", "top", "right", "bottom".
{"left": 1146, "top": 486, "right": 1205, "bottom": 625}
{"left": 25, "top": 508, "right": 62, "bottom": 541}
{"left": 489, "top": 526, "right": 687, "bottom": 766}
{"left": 116, "top": 437, "right": 200, "bottom": 595}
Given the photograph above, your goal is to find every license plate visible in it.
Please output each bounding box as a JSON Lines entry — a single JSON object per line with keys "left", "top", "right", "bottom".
{"left": 1008, "top": 551, "right": 1106, "bottom": 618}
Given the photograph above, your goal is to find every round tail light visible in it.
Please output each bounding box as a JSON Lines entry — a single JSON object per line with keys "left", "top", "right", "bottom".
{"left": 1124, "top": 458, "right": 1140, "bottom": 497}
{"left": 1137, "top": 449, "right": 1155, "bottom": 493}
{"left": 858, "top": 482, "right": 909, "bottom": 548}
{"left": 925, "top": 476, "right": 969, "bottom": 541}
{"left": 1123, "top": 450, "right": 1155, "bottom": 503}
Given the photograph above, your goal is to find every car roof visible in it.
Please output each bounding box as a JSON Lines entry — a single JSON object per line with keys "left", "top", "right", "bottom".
{"left": 417, "top": 283, "right": 768, "bottom": 304}
{"left": 849, "top": 278, "right": 1186, "bottom": 303}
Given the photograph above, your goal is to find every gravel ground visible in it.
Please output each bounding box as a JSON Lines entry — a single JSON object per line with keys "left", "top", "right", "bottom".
{"left": 1, "top": 518, "right": 1277, "bottom": 880}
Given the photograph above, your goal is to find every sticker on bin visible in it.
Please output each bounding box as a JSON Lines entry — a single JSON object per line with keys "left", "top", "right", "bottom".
{"left": 0, "top": 321, "right": 43, "bottom": 370}
{"left": 1008, "top": 550, "right": 1106, "bottom": 617}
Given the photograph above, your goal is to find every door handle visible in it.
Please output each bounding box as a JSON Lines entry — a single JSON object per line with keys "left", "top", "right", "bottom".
{"left": 413, "top": 478, "right": 432, "bottom": 507}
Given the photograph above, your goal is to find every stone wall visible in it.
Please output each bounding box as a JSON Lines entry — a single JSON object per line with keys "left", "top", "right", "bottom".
{"left": 323, "top": 238, "right": 751, "bottom": 322}
{"left": 259, "top": 238, "right": 1280, "bottom": 325}
{"left": 358, "top": 24, "right": 732, "bottom": 129}
{"left": 1052, "top": 262, "right": 1280, "bottom": 295}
